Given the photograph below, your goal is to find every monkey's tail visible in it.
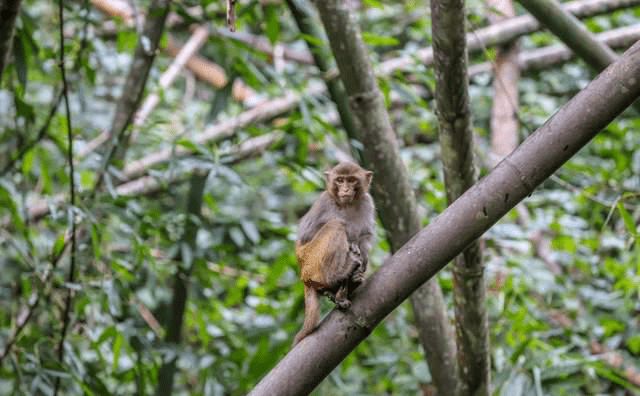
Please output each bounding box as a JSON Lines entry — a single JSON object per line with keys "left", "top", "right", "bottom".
{"left": 293, "top": 283, "right": 320, "bottom": 345}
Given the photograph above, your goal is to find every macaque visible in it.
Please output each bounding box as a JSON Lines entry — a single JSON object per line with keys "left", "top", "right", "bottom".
{"left": 293, "top": 161, "right": 375, "bottom": 345}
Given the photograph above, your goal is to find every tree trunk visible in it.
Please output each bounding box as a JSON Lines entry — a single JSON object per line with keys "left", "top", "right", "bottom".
{"left": 430, "top": 0, "right": 489, "bottom": 395}
{"left": 155, "top": 171, "right": 207, "bottom": 396}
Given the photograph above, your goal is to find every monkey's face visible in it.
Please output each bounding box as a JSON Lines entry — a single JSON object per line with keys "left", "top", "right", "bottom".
{"left": 332, "top": 176, "right": 360, "bottom": 206}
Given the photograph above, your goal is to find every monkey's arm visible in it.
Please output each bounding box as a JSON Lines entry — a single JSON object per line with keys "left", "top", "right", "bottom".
{"left": 355, "top": 193, "right": 375, "bottom": 273}
{"left": 297, "top": 192, "right": 332, "bottom": 245}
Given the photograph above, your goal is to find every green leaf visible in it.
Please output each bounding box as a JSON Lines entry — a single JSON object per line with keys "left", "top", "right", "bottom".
{"left": 113, "top": 333, "right": 123, "bottom": 371}
{"left": 175, "top": 138, "right": 200, "bottom": 153}
{"left": 627, "top": 334, "right": 640, "bottom": 355}
{"left": 13, "top": 34, "right": 28, "bottom": 88}
{"left": 362, "top": 32, "right": 399, "bottom": 47}
{"left": 53, "top": 234, "right": 65, "bottom": 257}
{"left": 617, "top": 201, "right": 637, "bottom": 238}
{"left": 599, "top": 317, "right": 625, "bottom": 337}
{"left": 264, "top": 5, "right": 280, "bottom": 45}
{"left": 14, "top": 96, "right": 35, "bottom": 124}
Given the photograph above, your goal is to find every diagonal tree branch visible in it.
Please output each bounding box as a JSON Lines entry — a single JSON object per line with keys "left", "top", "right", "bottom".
{"left": 248, "top": 40, "right": 640, "bottom": 396}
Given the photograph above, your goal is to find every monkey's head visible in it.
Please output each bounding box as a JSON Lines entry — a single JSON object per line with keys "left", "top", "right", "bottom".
{"left": 325, "top": 162, "right": 373, "bottom": 207}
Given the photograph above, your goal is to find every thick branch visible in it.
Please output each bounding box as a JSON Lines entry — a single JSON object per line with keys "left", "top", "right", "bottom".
{"left": 249, "top": 41, "right": 640, "bottom": 396}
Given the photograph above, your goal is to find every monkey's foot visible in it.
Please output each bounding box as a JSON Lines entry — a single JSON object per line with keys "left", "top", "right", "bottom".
{"left": 335, "top": 298, "right": 352, "bottom": 310}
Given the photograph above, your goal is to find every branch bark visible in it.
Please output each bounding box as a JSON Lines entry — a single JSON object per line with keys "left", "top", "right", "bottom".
{"left": 248, "top": 40, "right": 640, "bottom": 396}
{"left": 516, "top": 0, "right": 618, "bottom": 71}
{"left": 468, "top": 24, "right": 640, "bottom": 75}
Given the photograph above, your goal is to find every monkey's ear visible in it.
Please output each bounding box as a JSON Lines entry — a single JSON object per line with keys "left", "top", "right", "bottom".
{"left": 364, "top": 171, "right": 373, "bottom": 185}
{"left": 324, "top": 170, "right": 331, "bottom": 183}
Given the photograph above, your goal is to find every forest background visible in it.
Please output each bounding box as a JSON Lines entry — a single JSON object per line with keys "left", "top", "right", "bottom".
{"left": 0, "top": 0, "right": 639, "bottom": 394}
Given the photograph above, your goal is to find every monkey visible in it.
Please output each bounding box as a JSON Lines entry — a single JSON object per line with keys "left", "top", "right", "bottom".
{"left": 293, "top": 161, "right": 375, "bottom": 345}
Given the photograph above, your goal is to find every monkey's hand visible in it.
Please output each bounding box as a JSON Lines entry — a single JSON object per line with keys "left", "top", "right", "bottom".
{"left": 351, "top": 269, "right": 365, "bottom": 284}
{"left": 347, "top": 243, "right": 363, "bottom": 268}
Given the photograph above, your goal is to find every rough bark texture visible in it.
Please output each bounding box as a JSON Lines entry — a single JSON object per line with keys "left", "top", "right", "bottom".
{"left": 488, "top": 0, "right": 521, "bottom": 166}
{"left": 313, "top": 0, "right": 458, "bottom": 393}
{"left": 248, "top": 41, "right": 640, "bottom": 396}
{"left": 0, "top": 0, "right": 22, "bottom": 78}
{"left": 430, "top": 0, "right": 489, "bottom": 395}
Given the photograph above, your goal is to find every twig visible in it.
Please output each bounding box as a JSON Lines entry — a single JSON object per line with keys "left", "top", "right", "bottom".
{"left": 0, "top": 90, "right": 63, "bottom": 177}
{"left": 53, "top": 0, "right": 77, "bottom": 392}
{"left": 226, "top": 0, "right": 236, "bottom": 32}
{"left": 133, "top": 25, "right": 210, "bottom": 127}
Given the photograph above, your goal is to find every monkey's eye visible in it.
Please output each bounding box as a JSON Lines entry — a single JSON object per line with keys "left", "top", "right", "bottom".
{"left": 348, "top": 177, "right": 357, "bottom": 183}
{"left": 336, "top": 177, "right": 344, "bottom": 183}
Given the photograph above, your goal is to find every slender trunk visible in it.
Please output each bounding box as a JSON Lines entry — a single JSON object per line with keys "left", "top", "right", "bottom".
{"left": 431, "top": 0, "right": 489, "bottom": 394}
{"left": 155, "top": 171, "right": 207, "bottom": 396}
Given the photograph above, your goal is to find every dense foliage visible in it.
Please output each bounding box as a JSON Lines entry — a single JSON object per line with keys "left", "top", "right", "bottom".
{"left": 0, "top": 0, "right": 639, "bottom": 394}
